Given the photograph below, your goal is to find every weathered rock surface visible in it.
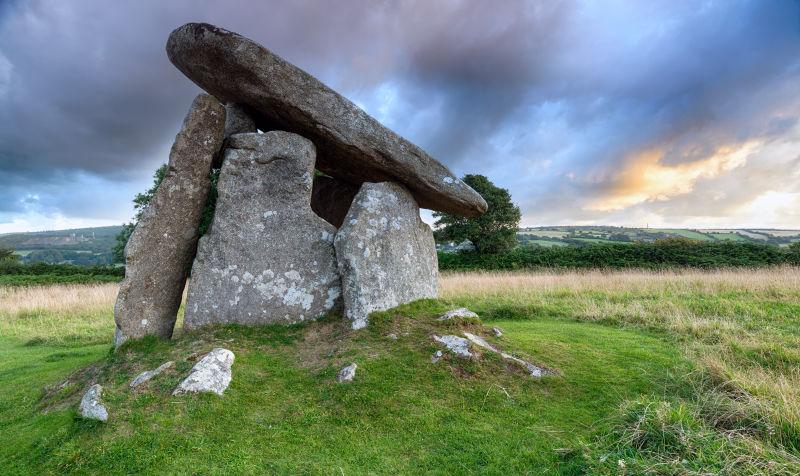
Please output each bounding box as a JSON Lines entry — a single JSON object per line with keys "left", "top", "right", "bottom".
{"left": 431, "top": 350, "right": 443, "bottom": 363}
{"left": 130, "top": 361, "right": 175, "bottom": 388}
{"left": 438, "top": 308, "right": 480, "bottom": 321}
{"left": 173, "top": 348, "right": 234, "bottom": 396}
{"left": 336, "top": 363, "right": 357, "bottom": 383}
{"left": 311, "top": 175, "right": 359, "bottom": 228}
{"left": 433, "top": 335, "right": 473, "bottom": 359}
{"left": 79, "top": 384, "right": 108, "bottom": 422}
{"left": 184, "top": 132, "right": 341, "bottom": 329}
{"left": 224, "top": 103, "right": 256, "bottom": 137}
{"left": 335, "top": 182, "right": 438, "bottom": 330}
{"left": 167, "top": 23, "right": 487, "bottom": 218}
{"left": 114, "top": 94, "right": 226, "bottom": 346}
{"left": 463, "top": 332, "right": 551, "bottom": 378}
{"left": 213, "top": 103, "right": 257, "bottom": 168}
{"left": 491, "top": 327, "right": 504, "bottom": 337}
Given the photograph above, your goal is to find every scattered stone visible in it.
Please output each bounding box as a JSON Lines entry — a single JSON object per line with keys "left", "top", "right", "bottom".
{"left": 130, "top": 361, "right": 175, "bottom": 388}
{"left": 335, "top": 182, "right": 438, "bottom": 330}
{"left": 463, "top": 332, "right": 550, "bottom": 378}
{"left": 438, "top": 308, "right": 479, "bottom": 321}
{"left": 387, "top": 333, "right": 399, "bottom": 340}
{"left": 311, "top": 175, "right": 360, "bottom": 228}
{"left": 433, "top": 335, "right": 473, "bottom": 359}
{"left": 173, "top": 348, "right": 235, "bottom": 396}
{"left": 184, "top": 132, "right": 341, "bottom": 329}
{"left": 431, "top": 350, "right": 443, "bottom": 364}
{"left": 113, "top": 94, "right": 226, "bottom": 346}
{"left": 78, "top": 384, "right": 108, "bottom": 422}
{"left": 167, "top": 23, "right": 487, "bottom": 218}
{"left": 491, "top": 327, "right": 503, "bottom": 337}
{"left": 337, "top": 363, "right": 357, "bottom": 383}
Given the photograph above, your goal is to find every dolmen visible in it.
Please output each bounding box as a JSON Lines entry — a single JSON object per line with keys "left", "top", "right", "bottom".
{"left": 113, "top": 23, "right": 486, "bottom": 347}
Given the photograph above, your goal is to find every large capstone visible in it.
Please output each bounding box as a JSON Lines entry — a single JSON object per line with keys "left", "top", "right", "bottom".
{"left": 184, "top": 131, "right": 341, "bottom": 329}
{"left": 167, "top": 23, "right": 487, "bottom": 218}
{"left": 114, "top": 94, "right": 225, "bottom": 345}
{"left": 335, "top": 182, "right": 438, "bottom": 330}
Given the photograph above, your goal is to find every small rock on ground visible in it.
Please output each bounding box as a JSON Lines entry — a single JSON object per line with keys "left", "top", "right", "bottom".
{"left": 431, "top": 350, "right": 443, "bottom": 363}
{"left": 387, "top": 333, "right": 399, "bottom": 340}
{"left": 337, "top": 363, "right": 357, "bottom": 383}
{"left": 437, "top": 308, "right": 479, "bottom": 321}
{"left": 492, "top": 327, "right": 503, "bottom": 337}
{"left": 173, "top": 348, "right": 235, "bottom": 396}
{"left": 130, "top": 361, "right": 175, "bottom": 388}
{"left": 463, "top": 332, "right": 550, "bottom": 378}
{"left": 78, "top": 384, "right": 108, "bottom": 422}
{"left": 432, "top": 335, "right": 473, "bottom": 358}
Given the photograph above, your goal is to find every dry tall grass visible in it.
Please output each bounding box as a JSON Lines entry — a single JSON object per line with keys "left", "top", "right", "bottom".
{"left": 0, "top": 283, "right": 118, "bottom": 344}
{"left": 440, "top": 266, "right": 800, "bottom": 297}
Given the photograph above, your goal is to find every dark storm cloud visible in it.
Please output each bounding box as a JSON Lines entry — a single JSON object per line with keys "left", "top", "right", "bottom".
{"left": 1, "top": 0, "right": 799, "bottom": 230}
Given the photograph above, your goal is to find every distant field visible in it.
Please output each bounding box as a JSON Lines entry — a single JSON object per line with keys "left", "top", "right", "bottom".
{"left": 518, "top": 226, "right": 800, "bottom": 247}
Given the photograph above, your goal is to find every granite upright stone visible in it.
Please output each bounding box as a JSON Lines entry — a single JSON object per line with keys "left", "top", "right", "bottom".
{"left": 184, "top": 131, "right": 341, "bottom": 329}
{"left": 113, "top": 94, "right": 225, "bottom": 346}
{"left": 335, "top": 182, "right": 438, "bottom": 329}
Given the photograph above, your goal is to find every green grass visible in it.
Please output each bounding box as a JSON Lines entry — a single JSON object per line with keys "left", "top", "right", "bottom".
{"left": 2, "top": 270, "right": 799, "bottom": 474}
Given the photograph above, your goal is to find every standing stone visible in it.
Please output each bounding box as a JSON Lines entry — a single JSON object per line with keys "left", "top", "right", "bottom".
{"left": 212, "top": 103, "right": 257, "bottom": 168}
{"left": 184, "top": 132, "right": 341, "bottom": 329}
{"left": 113, "top": 94, "right": 225, "bottom": 346}
{"left": 335, "top": 182, "right": 438, "bottom": 330}
{"left": 311, "top": 175, "right": 359, "bottom": 228}
{"left": 224, "top": 103, "right": 256, "bottom": 137}
{"left": 167, "top": 23, "right": 487, "bottom": 218}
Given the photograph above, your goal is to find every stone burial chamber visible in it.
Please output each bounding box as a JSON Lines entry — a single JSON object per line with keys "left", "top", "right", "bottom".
{"left": 112, "top": 22, "right": 486, "bottom": 346}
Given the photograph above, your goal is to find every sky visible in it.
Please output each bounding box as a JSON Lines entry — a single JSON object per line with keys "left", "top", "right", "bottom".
{"left": 1, "top": 0, "right": 799, "bottom": 233}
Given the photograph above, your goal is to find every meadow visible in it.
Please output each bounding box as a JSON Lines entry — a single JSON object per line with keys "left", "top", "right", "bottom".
{"left": 1, "top": 268, "right": 799, "bottom": 474}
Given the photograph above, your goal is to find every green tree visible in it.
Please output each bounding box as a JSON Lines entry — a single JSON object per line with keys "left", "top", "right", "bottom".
{"left": 433, "top": 174, "right": 521, "bottom": 254}
{"left": 113, "top": 164, "right": 168, "bottom": 263}
{"left": 0, "top": 247, "right": 18, "bottom": 262}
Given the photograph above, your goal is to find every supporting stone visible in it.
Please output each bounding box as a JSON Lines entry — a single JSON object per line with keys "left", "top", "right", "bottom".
{"left": 311, "top": 175, "right": 359, "bottom": 228}
{"left": 113, "top": 94, "right": 225, "bottom": 346}
{"left": 213, "top": 103, "right": 257, "bottom": 168}
{"left": 167, "top": 23, "right": 487, "bottom": 218}
{"left": 334, "top": 182, "right": 438, "bottom": 330}
{"left": 184, "top": 131, "right": 341, "bottom": 329}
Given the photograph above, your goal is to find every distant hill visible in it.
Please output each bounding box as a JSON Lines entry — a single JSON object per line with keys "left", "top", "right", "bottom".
{"left": 2, "top": 224, "right": 798, "bottom": 266}
{"left": 517, "top": 226, "right": 800, "bottom": 248}
{"left": 0, "top": 226, "right": 122, "bottom": 265}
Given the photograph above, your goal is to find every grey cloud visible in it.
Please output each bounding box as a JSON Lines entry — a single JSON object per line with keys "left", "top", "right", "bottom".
{"left": 0, "top": 0, "right": 799, "bottom": 228}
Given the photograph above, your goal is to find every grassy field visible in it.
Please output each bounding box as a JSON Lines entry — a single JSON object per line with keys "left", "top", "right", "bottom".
{"left": 1, "top": 269, "right": 799, "bottom": 474}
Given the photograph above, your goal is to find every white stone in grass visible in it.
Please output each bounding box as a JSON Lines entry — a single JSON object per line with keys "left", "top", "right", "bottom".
{"left": 130, "top": 361, "right": 175, "bottom": 388}
{"left": 491, "top": 327, "right": 503, "bottom": 337}
{"left": 463, "top": 332, "right": 550, "bottom": 378}
{"left": 337, "top": 363, "right": 357, "bottom": 383}
{"left": 432, "top": 335, "right": 473, "bottom": 358}
{"left": 431, "top": 350, "right": 443, "bottom": 363}
{"left": 78, "top": 384, "right": 108, "bottom": 422}
{"left": 437, "top": 308, "right": 479, "bottom": 321}
{"left": 173, "top": 348, "right": 234, "bottom": 396}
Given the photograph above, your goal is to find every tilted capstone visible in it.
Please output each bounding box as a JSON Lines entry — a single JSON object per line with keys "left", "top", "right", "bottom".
{"left": 184, "top": 131, "right": 341, "bottom": 329}
{"left": 113, "top": 94, "right": 226, "bottom": 347}
{"left": 335, "top": 182, "right": 438, "bottom": 330}
{"left": 167, "top": 22, "right": 487, "bottom": 218}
